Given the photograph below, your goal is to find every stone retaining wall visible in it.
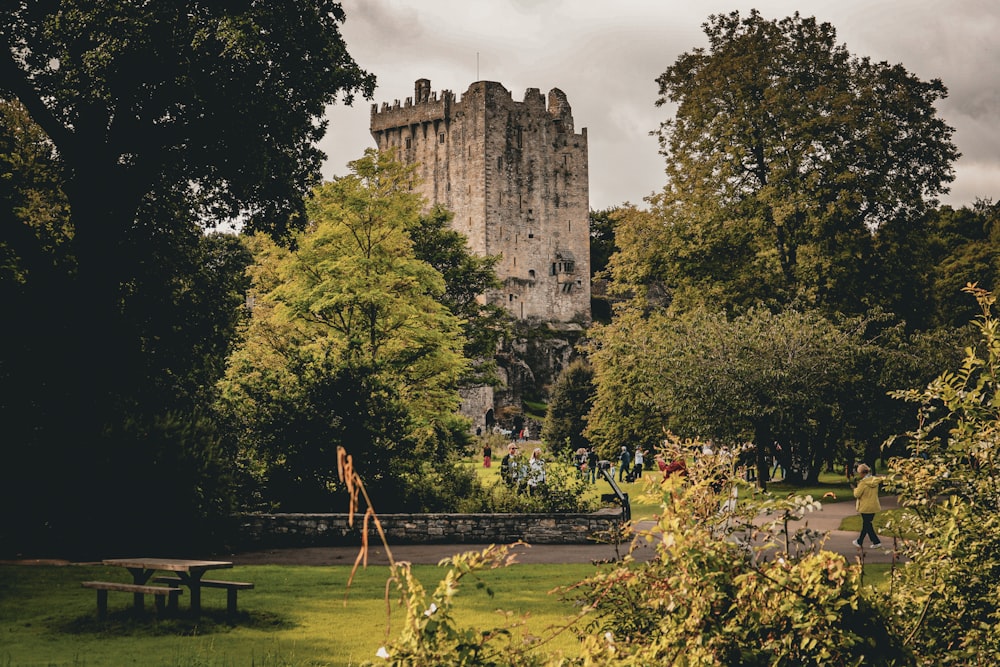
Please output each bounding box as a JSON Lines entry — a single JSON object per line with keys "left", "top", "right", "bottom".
{"left": 236, "top": 509, "right": 624, "bottom": 549}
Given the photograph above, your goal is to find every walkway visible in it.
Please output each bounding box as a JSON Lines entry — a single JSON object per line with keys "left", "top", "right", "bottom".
{"left": 230, "top": 498, "right": 902, "bottom": 566}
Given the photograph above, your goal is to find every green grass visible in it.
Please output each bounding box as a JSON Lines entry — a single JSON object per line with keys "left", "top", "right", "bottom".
{"left": 0, "top": 553, "right": 907, "bottom": 666}
{"left": 0, "top": 562, "right": 597, "bottom": 666}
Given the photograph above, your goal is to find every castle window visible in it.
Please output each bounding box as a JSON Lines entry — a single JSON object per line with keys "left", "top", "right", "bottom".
{"left": 497, "top": 156, "right": 502, "bottom": 170}
{"left": 405, "top": 137, "right": 412, "bottom": 149}
{"left": 568, "top": 221, "right": 571, "bottom": 232}
{"left": 509, "top": 294, "right": 514, "bottom": 302}
{"left": 517, "top": 128, "right": 523, "bottom": 148}
{"left": 529, "top": 269, "right": 536, "bottom": 280}
{"left": 528, "top": 233, "right": 534, "bottom": 238}
{"left": 439, "top": 133, "right": 445, "bottom": 144}
{"left": 551, "top": 263, "right": 557, "bottom": 276}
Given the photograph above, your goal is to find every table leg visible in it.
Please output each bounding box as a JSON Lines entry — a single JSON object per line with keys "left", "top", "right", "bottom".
{"left": 127, "top": 567, "right": 155, "bottom": 612}
{"left": 174, "top": 571, "right": 205, "bottom": 614}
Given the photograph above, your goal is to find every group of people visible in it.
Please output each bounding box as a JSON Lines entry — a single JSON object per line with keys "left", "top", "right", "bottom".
{"left": 499, "top": 444, "right": 546, "bottom": 494}
{"left": 615, "top": 445, "right": 646, "bottom": 482}
{"left": 482, "top": 426, "right": 886, "bottom": 549}
{"left": 573, "top": 447, "right": 600, "bottom": 483}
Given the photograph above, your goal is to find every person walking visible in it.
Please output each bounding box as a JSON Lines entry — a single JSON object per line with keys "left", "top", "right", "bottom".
{"left": 618, "top": 446, "right": 632, "bottom": 483}
{"left": 483, "top": 442, "right": 492, "bottom": 468}
{"left": 852, "top": 463, "right": 883, "bottom": 549}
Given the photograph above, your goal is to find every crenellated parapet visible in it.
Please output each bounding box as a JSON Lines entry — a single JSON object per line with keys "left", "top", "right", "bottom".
{"left": 370, "top": 78, "right": 456, "bottom": 132}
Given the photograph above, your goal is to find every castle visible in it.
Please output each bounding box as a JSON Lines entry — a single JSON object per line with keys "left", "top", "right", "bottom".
{"left": 370, "top": 79, "right": 591, "bottom": 324}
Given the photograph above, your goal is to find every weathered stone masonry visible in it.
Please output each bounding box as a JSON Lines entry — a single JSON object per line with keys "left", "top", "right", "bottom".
{"left": 371, "top": 79, "right": 591, "bottom": 324}
{"left": 237, "top": 510, "right": 622, "bottom": 548}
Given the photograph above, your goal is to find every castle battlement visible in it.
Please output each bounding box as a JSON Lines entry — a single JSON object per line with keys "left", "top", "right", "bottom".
{"left": 371, "top": 78, "right": 591, "bottom": 325}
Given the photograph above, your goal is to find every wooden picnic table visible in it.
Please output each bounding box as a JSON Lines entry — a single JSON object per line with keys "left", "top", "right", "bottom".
{"left": 102, "top": 557, "right": 234, "bottom": 614}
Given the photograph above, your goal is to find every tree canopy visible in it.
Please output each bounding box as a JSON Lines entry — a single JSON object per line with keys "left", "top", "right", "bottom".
{"left": 0, "top": 2, "right": 373, "bottom": 554}
{"left": 220, "top": 151, "right": 474, "bottom": 511}
{"left": 625, "top": 10, "right": 959, "bottom": 317}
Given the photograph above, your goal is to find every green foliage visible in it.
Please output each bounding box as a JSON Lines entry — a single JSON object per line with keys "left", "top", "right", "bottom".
{"left": 469, "top": 460, "right": 597, "bottom": 514}
{"left": 589, "top": 207, "right": 619, "bottom": 278}
{"left": 881, "top": 285, "right": 1000, "bottom": 663}
{"left": 373, "top": 450, "right": 910, "bottom": 665}
{"left": 542, "top": 358, "right": 595, "bottom": 456}
{"left": 0, "top": 2, "right": 372, "bottom": 554}
{"left": 631, "top": 10, "right": 957, "bottom": 318}
{"left": 586, "top": 305, "right": 845, "bottom": 475}
{"left": 220, "top": 151, "right": 473, "bottom": 512}
{"left": 874, "top": 200, "right": 1000, "bottom": 332}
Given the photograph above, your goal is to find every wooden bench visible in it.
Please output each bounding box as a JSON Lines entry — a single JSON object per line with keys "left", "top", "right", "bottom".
{"left": 153, "top": 577, "right": 254, "bottom": 614}
{"left": 81, "top": 581, "right": 182, "bottom": 617}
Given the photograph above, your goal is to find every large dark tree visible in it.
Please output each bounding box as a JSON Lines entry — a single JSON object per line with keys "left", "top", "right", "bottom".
{"left": 542, "top": 358, "right": 595, "bottom": 456}
{"left": 623, "top": 10, "right": 959, "bottom": 317}
{"left": 874, "top": 200, "right": 1000, "bottom": 331}
{"left": 0, "top": 2, "right": 373, "bottom": 555}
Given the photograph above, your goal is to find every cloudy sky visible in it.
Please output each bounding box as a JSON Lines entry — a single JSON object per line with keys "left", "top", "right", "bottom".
{"left": 320, "top": 0, "right": 999, "bottom": 211}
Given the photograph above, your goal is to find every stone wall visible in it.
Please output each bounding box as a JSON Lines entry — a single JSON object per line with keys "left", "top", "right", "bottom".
{"left": 236, "top": 509, "right": 623, "bottom": 549}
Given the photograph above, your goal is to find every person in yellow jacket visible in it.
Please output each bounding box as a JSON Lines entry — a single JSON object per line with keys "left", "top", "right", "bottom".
{"left": 852, "top": 463, "right": 883, "bottom": 549}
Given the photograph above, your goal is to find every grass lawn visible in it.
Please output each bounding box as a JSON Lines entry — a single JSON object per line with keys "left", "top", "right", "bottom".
{"left": 0, "top": 555, "right": 905, "bottom": 666}
{"left": 0, "top": 562, "right": 598, "bottom": 666}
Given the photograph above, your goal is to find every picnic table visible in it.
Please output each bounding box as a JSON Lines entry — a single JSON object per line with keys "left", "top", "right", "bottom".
{"left": 99, "top": 557, "right": 243, "bottom": 614}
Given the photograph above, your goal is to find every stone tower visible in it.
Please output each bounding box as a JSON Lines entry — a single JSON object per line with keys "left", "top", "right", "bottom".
{"left": 370, "top": 79, "right": 591, "bottom": 324}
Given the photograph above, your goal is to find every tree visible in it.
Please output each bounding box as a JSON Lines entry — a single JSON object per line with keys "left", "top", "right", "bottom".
{"left": 542, "top": 358, "right": 595, "bottom": 456}
{"left": 220, "top": 151, "right": 473, "bottom": 511}
{"left": 589, "top": 207, "right": 619, "bottom": 279}
{"left": 643, "top": 10, "right": 958, "bottom": 317}
{"left": 586, "top": 304, "right": 933, "bottom": 485}
{"left": 0, "top": 3, "right": 373, "bottom": 553}
{"left": 922, "top": 201, "right": 1000, "bottom": 328}
{"left": 589, "top": 207, "right": 621, "bottom": 323}
{"left": 874, "top": 200, "right": 1000, "bottom": 332}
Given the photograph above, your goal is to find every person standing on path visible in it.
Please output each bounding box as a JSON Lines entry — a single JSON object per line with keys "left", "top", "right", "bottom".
{"left": 633, "top": 446, "right": 644, "bottom": 479}
{"left": 852, "top": 463, "right": 883, "bottom": 549}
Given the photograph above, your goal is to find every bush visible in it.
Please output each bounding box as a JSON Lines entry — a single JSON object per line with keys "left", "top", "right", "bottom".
{"left": 465, "top": 459, "right": 597, "bottom": 514}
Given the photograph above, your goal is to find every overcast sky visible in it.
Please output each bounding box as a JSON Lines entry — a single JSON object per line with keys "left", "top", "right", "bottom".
{"left": 320, "top": 0, "right": 999, "bottom": 211}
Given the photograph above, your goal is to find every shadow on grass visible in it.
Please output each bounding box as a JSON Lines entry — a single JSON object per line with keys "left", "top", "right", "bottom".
{"left": 57, "top": 607, "right": 293, "bottom": 637}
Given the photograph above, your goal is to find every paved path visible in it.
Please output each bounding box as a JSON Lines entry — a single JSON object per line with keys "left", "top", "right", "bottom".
{"left": 230, "top": 498, "right": 902, "bottom": 566}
